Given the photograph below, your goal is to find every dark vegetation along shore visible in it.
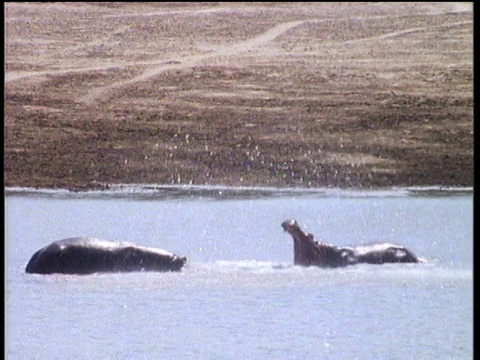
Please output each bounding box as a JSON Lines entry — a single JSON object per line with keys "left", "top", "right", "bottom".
{"left": 5, "top": 3, "right": 473, "bottom": 191}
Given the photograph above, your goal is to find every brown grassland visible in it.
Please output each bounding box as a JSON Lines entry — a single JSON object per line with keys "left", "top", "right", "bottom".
{"left": 5, "top": 2, "right": 473, "bottom": 191}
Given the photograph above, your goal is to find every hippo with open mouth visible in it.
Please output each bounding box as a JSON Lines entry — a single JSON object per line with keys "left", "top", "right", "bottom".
{"left": 25, "top": 237, "right": 187, "bottom": 275}
{"left": 281, "top": 220, "right": 420, "bottom": 268}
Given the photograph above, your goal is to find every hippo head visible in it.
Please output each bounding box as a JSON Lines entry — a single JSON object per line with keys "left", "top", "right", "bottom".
{"left": 281, "top": 219, "right": 303, "bottom": 237}
{"left": 171, "top": 255, "right": 187, "bottom": 271}
{"left": 282, "top": 219, "right": 324, "bottom": 267}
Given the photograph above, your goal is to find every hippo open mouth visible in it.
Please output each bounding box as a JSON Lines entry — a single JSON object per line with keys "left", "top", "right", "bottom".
{"left": 282, "top": 219, "right": 420, "bottom": 268}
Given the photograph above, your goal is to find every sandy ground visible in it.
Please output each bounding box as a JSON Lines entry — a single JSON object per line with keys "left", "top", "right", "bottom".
{"left": 5, "top": 2, "right": 473, "bottom": 190}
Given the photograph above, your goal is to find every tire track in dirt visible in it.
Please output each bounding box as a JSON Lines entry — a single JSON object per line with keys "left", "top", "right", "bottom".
{"left": 6, "top": 66, "right": 122, "bottom": 83}
{"left": 340, "top": 20, "right": 472, "bottom": 45}
{"left": 9, "top": 17, "right": 462, "bottom": 84}
{"left": 79, "top": 15, "right": 472, "bottom": 104}
{"left": 78, "top": 20, "right": 307, "bottom": 104}
{"left": 6, "top": 6, "right": 471, "bottom": 103}
{"left": 103, "top": 7, "right": 235, "bottom": 18}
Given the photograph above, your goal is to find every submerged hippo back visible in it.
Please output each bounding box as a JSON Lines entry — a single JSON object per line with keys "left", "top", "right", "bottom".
{"left": 25, "top": 237, "right": 186, "bottom": 274}
{"left": 26, "top": 243, "right": 113, "bottom": 274}
{"left": 354, "top": 244, "right": 419, "bottom": 264}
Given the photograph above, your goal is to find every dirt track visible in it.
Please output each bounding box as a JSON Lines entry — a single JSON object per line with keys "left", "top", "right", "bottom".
{"left": 5, "top": 2, "right": 473, "bottom": 190}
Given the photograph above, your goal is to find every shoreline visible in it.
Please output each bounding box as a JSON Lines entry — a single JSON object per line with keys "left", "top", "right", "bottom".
{"left": 5, "top": 184, "right": 474, "bottom": 199}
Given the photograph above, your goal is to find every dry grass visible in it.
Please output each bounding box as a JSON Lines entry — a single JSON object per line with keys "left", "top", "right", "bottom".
{"left": 5, "top": 2, "right": 473, "bottom": 190}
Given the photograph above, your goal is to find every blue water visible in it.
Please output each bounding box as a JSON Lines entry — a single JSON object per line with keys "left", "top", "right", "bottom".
{"left": 5, "top": 186, "right": 473, "bottom": 359}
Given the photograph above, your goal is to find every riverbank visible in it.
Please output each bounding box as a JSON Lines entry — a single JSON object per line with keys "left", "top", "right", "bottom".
{"left": 5, "top": 3, "right": 473, "bottom": 191}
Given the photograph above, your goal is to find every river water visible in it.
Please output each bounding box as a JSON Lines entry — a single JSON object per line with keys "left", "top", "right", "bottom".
{"left": 5, "top": 186, "right": 473, "bottom": 359}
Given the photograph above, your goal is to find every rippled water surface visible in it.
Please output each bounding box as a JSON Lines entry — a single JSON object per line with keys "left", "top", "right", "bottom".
{"left": 6, "top": 186, "right": 473, "bottom": 359}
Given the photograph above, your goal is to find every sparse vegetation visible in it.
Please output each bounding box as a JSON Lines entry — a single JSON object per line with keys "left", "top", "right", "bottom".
{"left": 5, "top": 2, "right": 473, "bottom": 191}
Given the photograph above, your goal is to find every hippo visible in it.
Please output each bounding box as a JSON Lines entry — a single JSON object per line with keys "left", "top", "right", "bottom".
{"left": 25, "top": 237, "right": 187, "bottom": 275}
{"left": 281, "top": 220, "right": 420, "bottom": 268}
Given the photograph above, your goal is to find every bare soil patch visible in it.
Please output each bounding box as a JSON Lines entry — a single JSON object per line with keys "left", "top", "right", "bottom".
{"left": 5, "top": 2, "right": 473, "bottom": 190}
